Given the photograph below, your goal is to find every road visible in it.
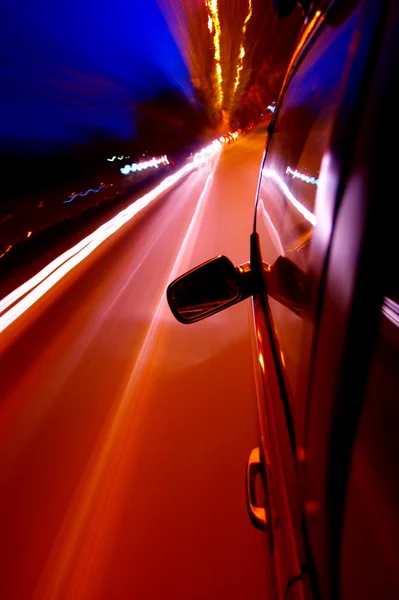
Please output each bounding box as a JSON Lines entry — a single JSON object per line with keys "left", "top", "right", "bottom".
{"left": 0, "top": 129, "right": 273, "bottom": 599}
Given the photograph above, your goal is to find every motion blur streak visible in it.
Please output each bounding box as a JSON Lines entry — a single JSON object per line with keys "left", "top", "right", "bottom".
{"left": 120, "top": 155, "right": 169, "bottom": 175}
{"left": 33, "top": 157, "right": 219, "bottom": 600}
{"left": 233, "top": 0, "right": 252, "bottom": 93}
{"left": 205, "top": 0, "right": 223, "bottom": 107}
{"left": 0, "top": 143, "right": 222, "bottom": 322}
{"left": 258, "top": 200, "right": 284, "bottom": 255}
{"left": 262, "top": 168, "right": 317, "bottom": 226}
{"left": 286, "top": 166, "right": 319, "bottom": 186}
{"left": 0, "top": 159, "right": 208, "bottom": 334}
{"left": 382, "top": 297, "right": 399, "bottom": 328}
{"left": 63, "top": 185, "right": 110, "bottom": 203}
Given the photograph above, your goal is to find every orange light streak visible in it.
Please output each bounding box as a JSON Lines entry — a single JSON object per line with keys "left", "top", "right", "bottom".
{"left": 0, "top": 245, "right": 12, "bottom": 259}
{"left": 258, "top": 352, "right": 265, "bottom": 373}
{"left": 33, "top": 153, "right": 221, "bottom": 600}
{"left": 233, "top": 0, "right": 252, "bottom": 94}
{"left": 205, "top": 0, "right": 223, "bottom": 108}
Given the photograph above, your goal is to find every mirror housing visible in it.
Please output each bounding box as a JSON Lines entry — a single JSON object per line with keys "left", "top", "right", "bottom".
{"left": 166, "top": 255, "right": 256, "bottom": 324}
{"left": 166, "top": 247, "right": 310, "bottom": 325}
{"left": 264, "top": 255, "right": 309, "bottom": 318}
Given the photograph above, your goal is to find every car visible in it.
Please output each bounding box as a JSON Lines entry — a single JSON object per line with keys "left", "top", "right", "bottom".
{"left": 166, "top": 0, "right": 399, "bottom": 599}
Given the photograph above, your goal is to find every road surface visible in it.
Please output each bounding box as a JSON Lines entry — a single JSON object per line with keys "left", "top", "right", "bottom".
{"left": 0, "top": 130, "right": 274, "bottom": 599}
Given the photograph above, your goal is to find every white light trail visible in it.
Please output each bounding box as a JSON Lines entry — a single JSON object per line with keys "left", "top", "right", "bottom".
{"left": 120, "top": 155, "right": 169, "bottom": 175}
{"left": 262, "top": 168, "right": 317, "bottom": 226}
{"left": 286, "top": 166, "right": 319, "bottom": 186}
{"left": 0, "top": 143, "right": 221, "bottom": 335}
{"left": 106, "top": 156, "right": 130, "bottom": 162}
{"left": 382, "top": 297, "right": 399, "bottom": 328}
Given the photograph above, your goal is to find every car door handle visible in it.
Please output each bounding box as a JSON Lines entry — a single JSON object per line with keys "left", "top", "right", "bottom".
{"left": 246, "top": 447, "right": 268, "bottom": 531}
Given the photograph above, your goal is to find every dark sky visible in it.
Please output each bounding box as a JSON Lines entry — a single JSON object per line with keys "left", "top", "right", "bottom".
{"left": 1, "top": 1, "right": 193, "bottom": 152}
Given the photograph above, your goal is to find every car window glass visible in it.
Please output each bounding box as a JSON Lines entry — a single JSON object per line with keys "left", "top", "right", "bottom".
{"left": 255, "top": 6, "right": 361, "bottom": 432}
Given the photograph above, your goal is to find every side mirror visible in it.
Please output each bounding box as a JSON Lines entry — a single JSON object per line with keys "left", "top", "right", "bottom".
{"left": 167, "top": 255, "right": 254, "bottom": 324}
{"left": 166, "top": 250, "right": 309, "bottom": 325}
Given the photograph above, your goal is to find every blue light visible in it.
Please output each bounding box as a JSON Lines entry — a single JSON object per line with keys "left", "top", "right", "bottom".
{"left": 63, "top": 185, "right": 109, "bottom": 204}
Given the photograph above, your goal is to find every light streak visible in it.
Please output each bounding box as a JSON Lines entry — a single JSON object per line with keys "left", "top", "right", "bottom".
{"left": 192, "top": 140, "right": 221, "bottom": 165}
{"left": 0, "top": 245, "right": 12, "bottom": 260}
{"left": 283, "top": 10, "right": 323, "bottom": 95}
{"left": 286, "top": 166, "right": 319, "bottom": 186}
{"left": 31, "top": 154, "right": 221, "bottom": 600}
{"left": 120, "top": 155, "right": 169, "bottom": 175}
{"left": 63, "top": 185, "right": 109, "bottom": 204}
{"left": 106, "top": 156, "right": 130, "bottom": 162}
{"left": 382, "top": 297, "right": 399, "bottom": 328}
{"left": 258, "top": 199, "right": 284, "bottom": 255}
{"left": 205, "top": 0, "right": 223, "bottom": 108}
{"left": 0, "top": 142, "right": 222, "bottom": 335}
{"left": 233, "top": 0, "right": 253, "bottom": 94}
{"left": 262, "top": 168, "right": 317, "bottom": 226}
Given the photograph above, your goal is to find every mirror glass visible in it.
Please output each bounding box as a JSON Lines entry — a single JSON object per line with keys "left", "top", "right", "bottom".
{"left": 167, "top": 256, "right": 241, "bottom": 323}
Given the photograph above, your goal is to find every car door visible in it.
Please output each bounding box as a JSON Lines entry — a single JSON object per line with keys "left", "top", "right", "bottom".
{"left": 248, "top": 1, "right": 385, "bottom": 598}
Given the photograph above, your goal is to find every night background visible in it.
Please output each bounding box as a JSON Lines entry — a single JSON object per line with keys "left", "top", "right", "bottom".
{"left": 0, "top": 0, "right": 303, "bottom": 256}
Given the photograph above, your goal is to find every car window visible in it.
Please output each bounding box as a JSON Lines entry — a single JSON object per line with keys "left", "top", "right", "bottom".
{"left": 255, "top": 5, "right": 361, "bottom": 433}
